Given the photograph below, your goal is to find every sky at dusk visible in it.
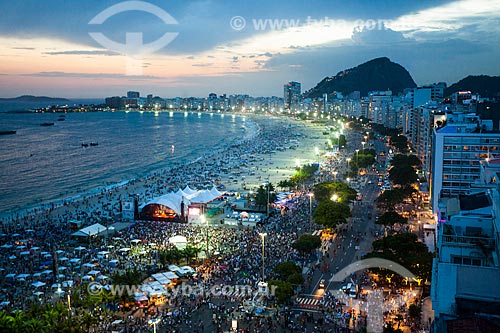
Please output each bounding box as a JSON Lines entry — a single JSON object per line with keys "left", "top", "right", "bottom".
{"left": 0, "top": 0, "right": 499, "bottom": 98}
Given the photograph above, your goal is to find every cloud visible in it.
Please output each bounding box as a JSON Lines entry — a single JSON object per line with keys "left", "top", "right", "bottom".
{"left": 352, "top": 25, "right": 410, "bottom": 45}
{"left": 22, "top": 71, "right": 162, "bottom": 80}
{"left": 191, "top": 63, "right": 215, "bottom": 67}
{"left": 12, "top": 47, "right": 35, "bottom": 50}
{"left": 44, "top": 50, "right": 118, "bottom": 56}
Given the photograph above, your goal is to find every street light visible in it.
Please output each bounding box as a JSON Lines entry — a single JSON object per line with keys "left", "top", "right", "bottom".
{"left": 308, "top": 193, "right": 314, "bottom": 232}
{"left": 258, "top": 233, "right": 267, "bottom": 282}
{"left": 148, "top": 318, "right": 161, "bottom": 333}
{"left": 346, "top": 157, "right": 351, "bottom": 171}
{"left": 361, "top": 141, "right": 366, "bottom": 151}
{"left": 356, "top": 149, "right": 360, "bottom": 165}
{"left": 333, "top": 171, "right": 338, "bottom": 182}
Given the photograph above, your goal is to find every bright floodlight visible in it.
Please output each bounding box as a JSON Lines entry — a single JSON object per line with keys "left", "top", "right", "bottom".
{"left": 331, "top": 194, "right": 339, "bottom": 202}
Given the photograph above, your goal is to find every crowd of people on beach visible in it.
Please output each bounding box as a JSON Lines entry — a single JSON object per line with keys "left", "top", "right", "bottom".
{"left": 0, "top": 116, "right": 354, "bottom": 332}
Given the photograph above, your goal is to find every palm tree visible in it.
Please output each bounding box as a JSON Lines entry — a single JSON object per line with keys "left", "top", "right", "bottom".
{"left": 24, "top": 317, "right": 48, "bottom": 333}
{"left": 182, "top": 245, "right": 201, "bottom": 265}
{"left": 42, "top": 307, "right": 60, "bottom": 330}
{"left": 79, "top": 312, "right": 98, "bottom": 332}
{"left": 11, "top": 310, "right": 27, "bottom": 332}
{"left": 0, "top": 310, "right": 15, "bottom": 331}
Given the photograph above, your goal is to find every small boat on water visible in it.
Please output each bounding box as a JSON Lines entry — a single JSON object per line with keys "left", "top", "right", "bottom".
{"left": 82, "top": 142, "right": 98, "bottom": 147}
{"left": 40, "top": 122, "right": 55, "bottom": 126}
{"left": 0, "top": 130, "right": 16, "bottom": 135}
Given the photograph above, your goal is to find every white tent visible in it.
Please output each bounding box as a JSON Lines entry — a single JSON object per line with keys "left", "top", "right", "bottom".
{"left": 209, "top": 186, "right": 223, "bottom": 198}
{"left": 141, "top": 186, "right": 222, "bottom": 215}
{"left": 32, "top": 281, "right": 46, "bottom": 288}
{"left": 183, "top": 185, "right": 197, "bottom": 195}
{"left": 168, "top": 236, "right": 187, "bottom": 250}
{"left": 71, "top": 223, "right": 107, "bottom": 237}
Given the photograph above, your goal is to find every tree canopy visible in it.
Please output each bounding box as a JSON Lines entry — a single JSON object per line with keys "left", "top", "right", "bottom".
{"left": 390, "top": 154, "right": 421, "bottom": 168}
{"left": 313, "top": 200, "right": 351, "bottom": 229}
{"left": 375, "top": 188, "right": 405, "bottom": 210}
{"left": 388, "top": 165, "right": 418, "bottom": 186}
{"left": 268, "top": 280, "right": 294, "bottom": 304}
{"left": 274, "top": 262, "right": 304, "bottom": 286}
{"left": 376, "top": 211, "right": 408, "bottom": 226}
{"left": 364, "top": 233, "right": 433, "bottom": 282}
{"left": 292, "top": 234, "right": 322, "bottom": 253}
{"left": 313, "top": 182, "right": 357, "bottom": 203}
{"left": 254, "top": 183, "right": 277, "bottom": 206}
{"left": 390, "top": 134, "right": 408, "bottom": 152}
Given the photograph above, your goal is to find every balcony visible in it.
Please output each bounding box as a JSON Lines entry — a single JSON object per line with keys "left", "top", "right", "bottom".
{"left": 441, "top": 234, "right": 494, "bottom": 248}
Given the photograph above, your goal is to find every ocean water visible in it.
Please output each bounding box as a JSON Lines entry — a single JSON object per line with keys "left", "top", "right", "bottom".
{"left": 0, "top": 110, "right": 253, "bottom": 214}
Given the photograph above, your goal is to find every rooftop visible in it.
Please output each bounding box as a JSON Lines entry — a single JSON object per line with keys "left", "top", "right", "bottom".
{"left": 459, "top": 192, "right": 491, "bottom": 211}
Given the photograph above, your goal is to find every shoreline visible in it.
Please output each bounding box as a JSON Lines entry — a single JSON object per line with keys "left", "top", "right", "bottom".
{"left": 0, "top": 114, "right": 328, "bottom": 229}
{"left": 0, "top": 111, "right": 257, "bottom": 221}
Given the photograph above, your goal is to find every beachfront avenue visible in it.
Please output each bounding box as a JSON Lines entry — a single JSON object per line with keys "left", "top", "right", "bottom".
{"left": 0, "top": 114, "right": 432, "bottom": 332}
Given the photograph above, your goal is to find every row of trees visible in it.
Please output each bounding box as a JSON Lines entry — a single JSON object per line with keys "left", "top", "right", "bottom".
{"left": 277, "top": 163, "right": 319, "bottom": 191}
{"left": 364, "top": 233, "right": 433, "bottom": 283}
{"left": 158, "top": 245, "right": 202, "bottom": 267}
{"left": 0, "top": 303, "right": 98, "bottom": 333}
{"left": 348, "top": 148, "right": 377, "bottom": 176}
{"left": 376, "top": 154, "right": 422, "bottom": 210}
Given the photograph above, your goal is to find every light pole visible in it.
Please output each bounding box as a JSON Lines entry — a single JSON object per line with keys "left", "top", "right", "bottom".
{"left": 148, "top": 318, "right": 161, "bottom": 333}
{"left": 259, "top": 233, "right": 267, "bottom": 282}
{"left": 333, "top": 171, "right": 338, "bottom": 182}
{"left": 308, "top": 193, "right": 314, "bottom": 233}
{"left": 356, "top": 149, "right": 360, "bottom": 166}
{"left": 346, "top": 157, "right": 351, "bottom": 174}
{"left": 361, "top": 141, "right": 366, "bottom": 151}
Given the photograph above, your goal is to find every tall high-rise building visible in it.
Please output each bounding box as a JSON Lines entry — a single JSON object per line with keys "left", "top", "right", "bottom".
{"left": 431, "top": 159, "right": 500, "bottom": 332}
{"left": 431, "top": 112, "right": 500, "bottom": 213}
{"left": 127, "top": 91, "right": 140, "bottom": 99}
{"left": 284, "top": 81, "right": 301, "bottom": 111}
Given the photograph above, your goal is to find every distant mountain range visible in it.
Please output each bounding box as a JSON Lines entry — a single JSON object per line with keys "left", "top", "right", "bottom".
{"left": 0, "top": 95, "right": 69, "bottom": 102}
{"left": 445, "top": 75, "right": 500, "bottom": 98}
{"left": 304, "top": 57, "right": 417, "bottom": 98}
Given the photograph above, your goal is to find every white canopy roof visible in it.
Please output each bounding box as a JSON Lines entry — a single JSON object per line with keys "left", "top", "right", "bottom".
{"left": 141, "top": 186, "right": 223, "bottom": 215}
{"left": 183, "top": 185, "right": 197, "bottom": 195}
{"left": 71, "top": 223, "right": 107, "bottom": 237}
{"left": 141, "top": 192, "right": 185, "bottom": 215}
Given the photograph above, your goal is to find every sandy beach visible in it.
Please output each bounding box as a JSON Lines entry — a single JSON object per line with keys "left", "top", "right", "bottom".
{"left": 0, "top": 114, "right": 329, "bottom": 229}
